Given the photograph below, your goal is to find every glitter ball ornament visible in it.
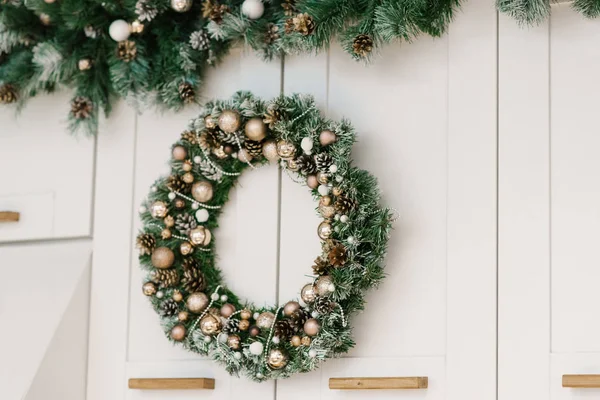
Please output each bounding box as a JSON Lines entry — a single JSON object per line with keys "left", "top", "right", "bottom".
{"left": 249, "top": 341, "right": 264, "bottom": 355}
{"left": 262, "top": 140, "right": 279, "bottom": 162}
{"left": 170, "top": 324, "right": 187, "bottom": 341}
{"left": 319, "top": 130, "right": 337, "bottom": 146}
{"left": 315, "top": 275, "right": 334, "bottom": 296}
{"left": 151, "top": 247, "right": 175, "bottom": 269}
{"left": 171, "top": 0, "right": 193, "bottom": 12}
{"left": 200, "top": 314, "right": 222, "bottom": 335}
{"left": 283, "top": 301, "right": 300, "bottom": 316}
{"left": 301, "top": 284, "right": 317, "bottom": 303}
{"left": 109, "top": 20, "right": 131, "bottom": 42}
{"left": 218, "top": 110, "right": 241, "bottom": 133}
{"left": 191, "top": 181, "right": 214, "bottom": 203}
{"left": 317, "top": 221, "right": 333, "bottom": 240}
{"left": 244, "top": 117, "right": 267, "bottom": 141}
{"left": 256, "top": 312, "right": 275, "bottom": 328}
{"left": 303, "top": 318, "right": 320, "bottom": 336}
{"left": 151, "top": 201, "right": 168, "bottom": 218}
{"left": 267, "top": 348, "right": 288, "bottom": 369}
{"left": 241, "top": 0, "right": 264, "bottom": 19}
{"left": 142, "top": 281, "right": 157, "bottom": 296}
{"left": 186, "top": 292, "right": 209, "bottom": 313}
{"left": 182, "top": 171, "right": 194, "bottom": 184}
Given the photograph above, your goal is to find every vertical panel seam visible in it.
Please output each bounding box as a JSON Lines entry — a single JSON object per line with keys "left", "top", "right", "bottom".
{"left": 547, "top": 16, "right": 553, "bottom": 400}
{"left": 495, "top": 9, "right": 500, "bottom": 400}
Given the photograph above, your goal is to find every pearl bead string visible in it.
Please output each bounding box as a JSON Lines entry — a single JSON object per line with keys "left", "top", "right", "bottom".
{"left": 198, "top": 142, "right": 242, "bottom": 177}
{"left": 336, "top": 303, "right": 348, "bottom": 327}
{"left": 282, "top": 163, "right": 306, "bottom": 185}
{"left": 264, "top": 306, "right": 283, "bottom": 371}
{"left": 173, "top": 190, "right": 222, "bottom": 210}
{"left": 234, "top": 133, "right": 264, "bottom": 170}
{"left": 147, "top": 223, "right": 213, "bottom": 252}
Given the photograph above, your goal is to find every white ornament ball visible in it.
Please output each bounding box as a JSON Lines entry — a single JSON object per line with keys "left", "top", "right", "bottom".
{"left": 329, "top": 164, "right": 338, "bottom": 173}
{"left": 340, "top": 215, "right": 349, "bottom": 223}
{"left": 234, "top": 352, "right": 242, "bottom": 360}
{"left": 204, "top": 336, "right": 212, "bottom": 343}
{"left": 318, "top": 184, "right": 330, "bottom": 196}
{"left": 218, "top": 333, "right": 229, "bottom": 343}
{"left": 347, "top": 236, "right": 356, "bottom": 244}
{"left": 109, "top": 20, "right": 131, "bottom": 42}
{"left": 334, "top": 214, "right": 340, "bottom": 221}
{"left": 301, "top": 137, "right": 313, "bottom": 153}
{"left": 211, "top": 293, "right": 219, "bottom": 301}
{"left": 311, "top": 311, "right": 319, "bottom": 318}
{"left": 194, "top": 155, "right": 202, "bottom": 164}
{"left": 151, "top": 186, "right": 157, "bottom": 192}
{"left": 309, "top": 349, "right": 317, "bottom": 358}
{"left": 196, "top": 209, "right": 209, "bottom": 223}
{"left": 250, "top": 341, "right": 264, "bottom": 355}
{"left": 272, "top": 336, "right": 280, "bottom": 344}
{"left": 168, "top": 192, "right": 176, "bottom": 200}
{"left": 336, "top": 175, "right": 343, "bottom": 182}
{"left": 171, "top": 0, "right": 193, "bottom": 12}
{"left": 241, "top": 0, "right": 264, "bottom": 19}
{"left": 253, "top": 312, "right": 260, "bottom": 320}
{"left": 156, "top": 291, "right": 164, "bottom": 299}
{"left": 192, "top": 203, "right": 199, "bottom": 210}
{"left": 220, "top": 295, "right": 228, "bottom": 302}
{"left": 256, "top": 373, "right": 263, "bottom": 379}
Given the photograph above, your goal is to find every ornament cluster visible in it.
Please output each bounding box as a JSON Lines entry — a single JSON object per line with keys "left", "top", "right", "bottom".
{"left": 136, "top": 91, "right": 392, "bottom": 381}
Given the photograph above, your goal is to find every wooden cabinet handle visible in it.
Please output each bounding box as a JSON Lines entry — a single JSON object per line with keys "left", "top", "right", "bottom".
{"left": 562, "top": 375, "right": 600, "bottom": 388}
{"left": 128, "top": 378, "right": 215, "bottom": 390}
{"left": 329, "top": 377, "right": 428, "bottom": 390}
{"left": 0, "top": 211, "right": 19, "bottom": 222}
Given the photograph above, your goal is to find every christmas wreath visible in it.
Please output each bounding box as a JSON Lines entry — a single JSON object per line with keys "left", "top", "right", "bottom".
{"left": 136, "top": 91, "right": 393, "bottom": 380}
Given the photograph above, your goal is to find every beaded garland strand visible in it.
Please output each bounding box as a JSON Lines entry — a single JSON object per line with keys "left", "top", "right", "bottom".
{"left": 136, "top": 91, "right": 393, "bottom": 380}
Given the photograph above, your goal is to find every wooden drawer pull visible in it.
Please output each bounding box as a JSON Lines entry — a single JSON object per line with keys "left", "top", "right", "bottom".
{"left": 0, "top": 211, "right": 20, "bottom": 222}
{"left": 329, "top": 377, "right": 428, "bottom": 390}
{"left": 128, "top": 378, "right": 215, "bottom": 390}
{"left": 563, "top": 375, "right": 600, "bottom": 388}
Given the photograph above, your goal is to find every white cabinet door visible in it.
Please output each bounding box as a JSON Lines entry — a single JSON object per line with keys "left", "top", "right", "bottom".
{"left": 498, "top": 5, "right": 600, "bottom": 399}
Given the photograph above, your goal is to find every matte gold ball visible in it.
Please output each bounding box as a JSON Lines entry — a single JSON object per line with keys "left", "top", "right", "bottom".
{"left": 200, "top": 313, "right": 222, "bottom": 335}
{"left": 173, "top": 291, "right": 183, "bottom": 302}
{"left": 319, "top": 130, "right": 337, "bottom": 146}
{"left": 186, "top": 292, "right": 209, "bottom": 313}
{"left": 218, "top": 110, "right": 242, "bottom": 133}
{"left": 172, "top": 145, "right": 187, "bottom": 160}
{"left": 204, "top": 115, "right": 216, "bottom": 129}
{"left": 178, "top": 311, "right": 189, "bottom": 321}
{"left": 238, "top": 319, "right": 250, "bottom": 331}
{"left": 151, "top": 201, "right": 168, "bottom": 218}
{"left": 307, "top": 174, "right": 319, "bottom": 189}
{"left": 227, "top": 334, "right": 241, "bottom": 350}
{"left": 291, "top": 335, "right": 302, "bottom": 347}
{"left": 151, "top": 247, "right": 175, "bottom": 269}
{"left": 249, "top": 325, "right": 260, "bottom": 337}
{"left": 262, "top": 140, "right": 279, "bottom": 162}
{"left": 191, "top": 181, "right": 214, "bottom": 203}
{"left": 303, "top": 318, "right": 320, "bottom": 336}
{"left": 267, "top": 348, "right": 288, "bottom": 369}
{"left": 170, "top": 324, "right": 187, "bottom": 341}
{"left": 220, "top": 303, "right": 236, "bottom": 318}
{"left": 189, "top": 226, "right": 211, "bottom": 246}
{"left": 276, "top": 140, "right": 296, "bottom": 159}
{"left": 332, "top": 187, "right": 343, "bottom": 196}
{"left": 256, "top": 311, "right": 275, "bottom": 328}
{"left": 142, "top": 281, "right": 157, "bottom": 296}
{"left": 317, "top": 221, "right": 333, "bottom": 240}
{"left": 161, "top": 228, "right": 172, "bottom": 239}
{"left": 283, "top": 301, "right": 300, "bottom": 316}
{"left": 240, "top": 309, "right": 252, "bottom": 320}
{"left": 301, "top": 336, "right": 311, "bottom": 346}
{"left": 301, "top": 284, "right": 317, "bottom": 303}
{"left": 164, "top": 215, "right": 175, "bottom": 227}
{"left": 182, "top": 160, "right": 193, "bottom": 172}
{"left": 244, "top": 117, "right": 267, "bottom": 141}
{"left": 182, "top": 172, "right": 194, "bottom": 184}
{"left": 315, "top": 275, "right": 334, "bottom": 296}
{"left": 180, "top": 241, "right": 193, "bottom": 255}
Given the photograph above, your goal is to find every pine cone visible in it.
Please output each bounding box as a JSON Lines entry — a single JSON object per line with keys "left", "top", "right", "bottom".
{"left": 167, "top": 175, "right": 191, "bottom": 193}
{"left": 223, "top": 318, "right": 240, "bottom": 334}
{"left": 312, "top": 257, "right": 330, "bottom": 276}
{"left": 160, "top": 299, "right": 179, "bottom": 317}
{"left": 178, "top": 82, "right": 195, "bottom": 104}
{"left": 190, "top": 29, "right": 210, "bottom": 51}
{"left": 151, "top": 269, "right": 180, "bottom": 288}
{"left": 182, "top": 257, "right": 199, "bottom": 270}
{"left": 216, "top": 130, "right": 243, "bottom": 146}
{"left": 117, "top": 40, "right": 137, "bottom": 62}
{"left": 295, "top": 154, "right": 317, "bottom": 175}
{"left": 289, "top": 309, "right": 309, "bottom": 332}
{"left": 265, "top": 23, "right": 280, "bottom": 44}
{"left": 202, "top": 0, "right": 229, "bottom": 23}
{"left": 136, "top": 233, "right": 156, "bottom": 255}
{"left": 135, "top": 0, "right": 159, "bottom": 21}
{"left": 274, "top": 320, "right": 294, "bottom": 340}
{"left": 284, "top": 18, "right": 295, "bottom": 35}
{"left": 70, "top": 96, "right": 93, "bottom": 119}
{"left": 0, "top": 83, "right": 18, "bottom": 104}
{"left": 199, "top": 131, "right": 220, "bottom": 150}
{"left": 281, "top": 0, "right": 296, "bottom": 16}
{"left": 263, "top": 104, "right": 283, "bottom": 128}
{"left": 352, "top": 34, "right": 373, "bottom": 58}
{"left": 181, "top": 265, "right": 207, "bottom": 293}
{"left": 292, "top": 13, "right": 315, "bottom": 36}
{"left": 334, "top": 195, "right": 356, "bottom": 215}
{"left": 175, "top": 213, "right": 197, "bottom": 235}
{"left": 313, "top": 297, "right": 334, "bottom": 315}
{"left": 181, "top": 130, "right": 198, "bottom": 144}
{"left": 314, "top": 153, "right": 333, "bottom": 173}
{"left": 328, "top": 242, "right": 348, "bottom": 267}
{"left": 244, "top": 140, "right": 264, "bottom": 157}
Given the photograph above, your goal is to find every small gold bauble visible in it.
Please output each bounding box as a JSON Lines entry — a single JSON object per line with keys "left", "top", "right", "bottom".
{"left": 244, "top": 117, "right": 267, "bottom": 141}
{"left": 318, "top": 204, "right": 335, "bottom": 219}
{"left": 164, "top": 215, "right": 175, "bottom": 227}
{"left": 301, "top": 336, "right": 311, "bottom": 346}
{"left": 174, "top": 198, "right": 186, "bottom": 209}
{"left": 227, "top": 334, "right": 241, "bottom": 350}
{"left": 262, "top": 140, "right": 279, "bottom": 162}
{"left": 78, "top": 58, "right": 92, "bottom": 71}
{"left": 186, "top": 292, "right": 209, "bottom": 313}
{"left": 286, "top": 159, "right": 299, "bottom": 172}
{"left": 161, "top": 228, "right": 172, "bottom": 239}
{"left": 189, "top": 226, "right": 212, "bottom": 246}
{"left": 276, "top": 140, "right": 296, "bottom": 159}
{"left": 151, "top": 247, "right": 175, "bottom": 269}
{"left": 317, "top": 172, "right": 329, "bottom": 184}
{"left": 306, "top": 174, "right": 319, "bottom": 189}
{"left": 170, "top": 324, "right": 187, "bottom": 341}
{"left": 256, "top": 311, "right": 275, "bottom": 328}
{"left": 238, "top": 319, "right": 250, "bottom": 331}
{"left": 204, "top": 115, "right": 216, "bottom": 129}
{"left": 191, "top": 181, "right": 214, "bottom": 203}
{"left": 283, "top": 301, "right": 300, "bottom": 317}
{"left": 170, "top": 0, "right": 193, "bottom": 12}
{"left": 178, "top": 311, "right": 189, "bottom": 321}
{"left": 315, "top": 275, "right": 334, "bottom": 296}
{"left": 249, "top": 325, "right": 260, "bottom": 337}
{"left": 319, "top": 130, "right": 337, "bottom": 146}
{"left": 240, "top": 309, "right": 252, "bottom": 320}
{"left": 131, "top": 20, "right": 144, "bottom": 33}
{"left": 182, "top": 172, "right": 194, "bottom": 184}
{"left": 332, "top": 187, "right": 343, "bottom": 196}
{"left": 218, "top": 110, "right": 242, "bottom": 133}
{"left": 151, "top": 201, "right": 168, "bottom": 218}
{"left": 39, "top": 13, "right": 51, "bottom": 26}
{"left": 173, "top": 290, "right": 183, "bottom": 302}
{"left": 317, "top": 221, "right": 333, "bottom": 240}
{"left": 182, "top": 160, "right": 193, "bottom": 172}
{"left": 142, "top": 281, "right": 157, "bottom": 296}
{"left": 303, "top": 318, "right": 320, "bottom": 337}
{"left": 320, "top": 196, "right": 332, "bottom": 206}
{"left": 172, "top": 145, "right": 187, "bottom": 160}
{"left": 301, "top": 284, "right": 317, "bottom": 303}
{"left": 180, "top": 241, "right": 193, "bottom": 255}
{"left": 220, "top": 303, "right": 236, "bottom": 318}
{"left": 291, "top": 335, "right": 302, "bottom": 347}
{"left": 200, "top": 313, "right": 222, "bottom": 335}
{"left": 237, "top": 149, "right": 253, "bottom": 163}
{"left": 267, "top": 348, "right": 288, "bottom": 370}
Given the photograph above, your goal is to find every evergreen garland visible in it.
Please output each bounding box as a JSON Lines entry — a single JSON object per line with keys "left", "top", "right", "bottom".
{"left": 137, "top": 91, "right": 393, "bottom": 381}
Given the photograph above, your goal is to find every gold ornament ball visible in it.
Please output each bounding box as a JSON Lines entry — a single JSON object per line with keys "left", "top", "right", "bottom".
{"left": 319, "top": 204, "right": 335, "bottom": 219}
{"left": 151, "top": 201, "right": 168, "bottom": 218}
{"left": 276, "top": 140, "right": 296, "bottom": 159}
{"left": 332, "top": 187, "right": 343, "bottom": 196}
{"left": 317, "top": 221, "right": 333, "bottom": 240}
{"left": 182, "top": 160, "right": 193, "bottom": 172}
{"left": 178, "top": 311, "right": 189, "bottom": 321}
{"left": 249, "top": 325, "right": 260, "bottom": 337}
{"left": 161, "top": 228, "right": 172, "bottom": 239}
{"left": 164, "top": 215, "right": 175, "bottom": 227}
{"left": 256, "top": 311, "right": 275, "bottom": 328}
{"left": 191, "top": 180, "right": 214, "bottom": 203}
{"left": 218, "top": 110, "right": 242, "bottom": 133}
{"left": 142, "top": 281, "right": 157, "bottom": 296}
{"left": 240, "top": 309, "right": 252, "bottom": 320}
{"left": 291, "top": 335, "right": 302, "bottom": 347}
{"left": 170, "top": 324, "right": 187, "bottom": 341}
{"left": 173, "top": 291, "right": 183, "bottom": 302}
{"left": 315, "top": 275, "right": 334, "bottom": 296}
{"left": 306, "top": 174, "right": 319, "bottom": 189}
{"left": 189, "top": 226, "right": 211, "bottom": 246}
{"left": 320, "top": 196, "right": 332, "bottom": 206}
{"left": 78, "top": 58, "right": 92, "bottom": 71}
{"left": 301, "top": 336, "right": 311, "bottom": 346}
{"left": 301, "top": 284, "right": 317, "bottom": 303}
{"left": 238, "top": 319, "right": 250, "bottom": 331}
{"left": 227, "top": 334, "right": 241, "bottom": 350}
{"left": 317, "top": 172, "right": 329, "bottom": 184}
{"left": 200, "top": 313, "right": 222, "bottom": 335}
{"left": 182, "top": 172, "right": 194, "bottom": 184}
{"left": 286, "top": 159, "right": 299, "bottom": 172}
{"left": 170, "top": 0, "right": 193, "bottom": 12}
{"left": 303, "top": 318, "right": 320, "bottom": 336}
{"left": 174, "top": 198, "right": 186, "bottom": 209}
{"left": 262, "top": 140, "right": 279, "bottom": 162}
{"left": 151, "top": 247, "right": 175, "bottom": 269}
{"left": 267, "top": 348, "right": 288, "bottom": 370}
{"left": 172, "top": 145, "right": 187, "bottom": 160}
{"left": 131, "top": 20, "right": 144, "bottom": 33}
{"left": 244, "top": 117, "right": 267, "bottom": 141}
{"left": 204, "top": 115, "right": 216, "bottom": 129}
{"left": 186, "top": 292, "right": 209, "bottom": 313}
{"left": 238, "top": 149, "right": 253, "bottom": 163}
{"left": 283, "top": 301, "right": 300, "bottom": 316}
{"left": 180, "top": 241, "right": 193, "bottom": 255}
{"left": 220, "top": 303, "right": 236, "bottom": 318}
{"left": 319, "top": 130, "right": 337, "bottom": 146}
